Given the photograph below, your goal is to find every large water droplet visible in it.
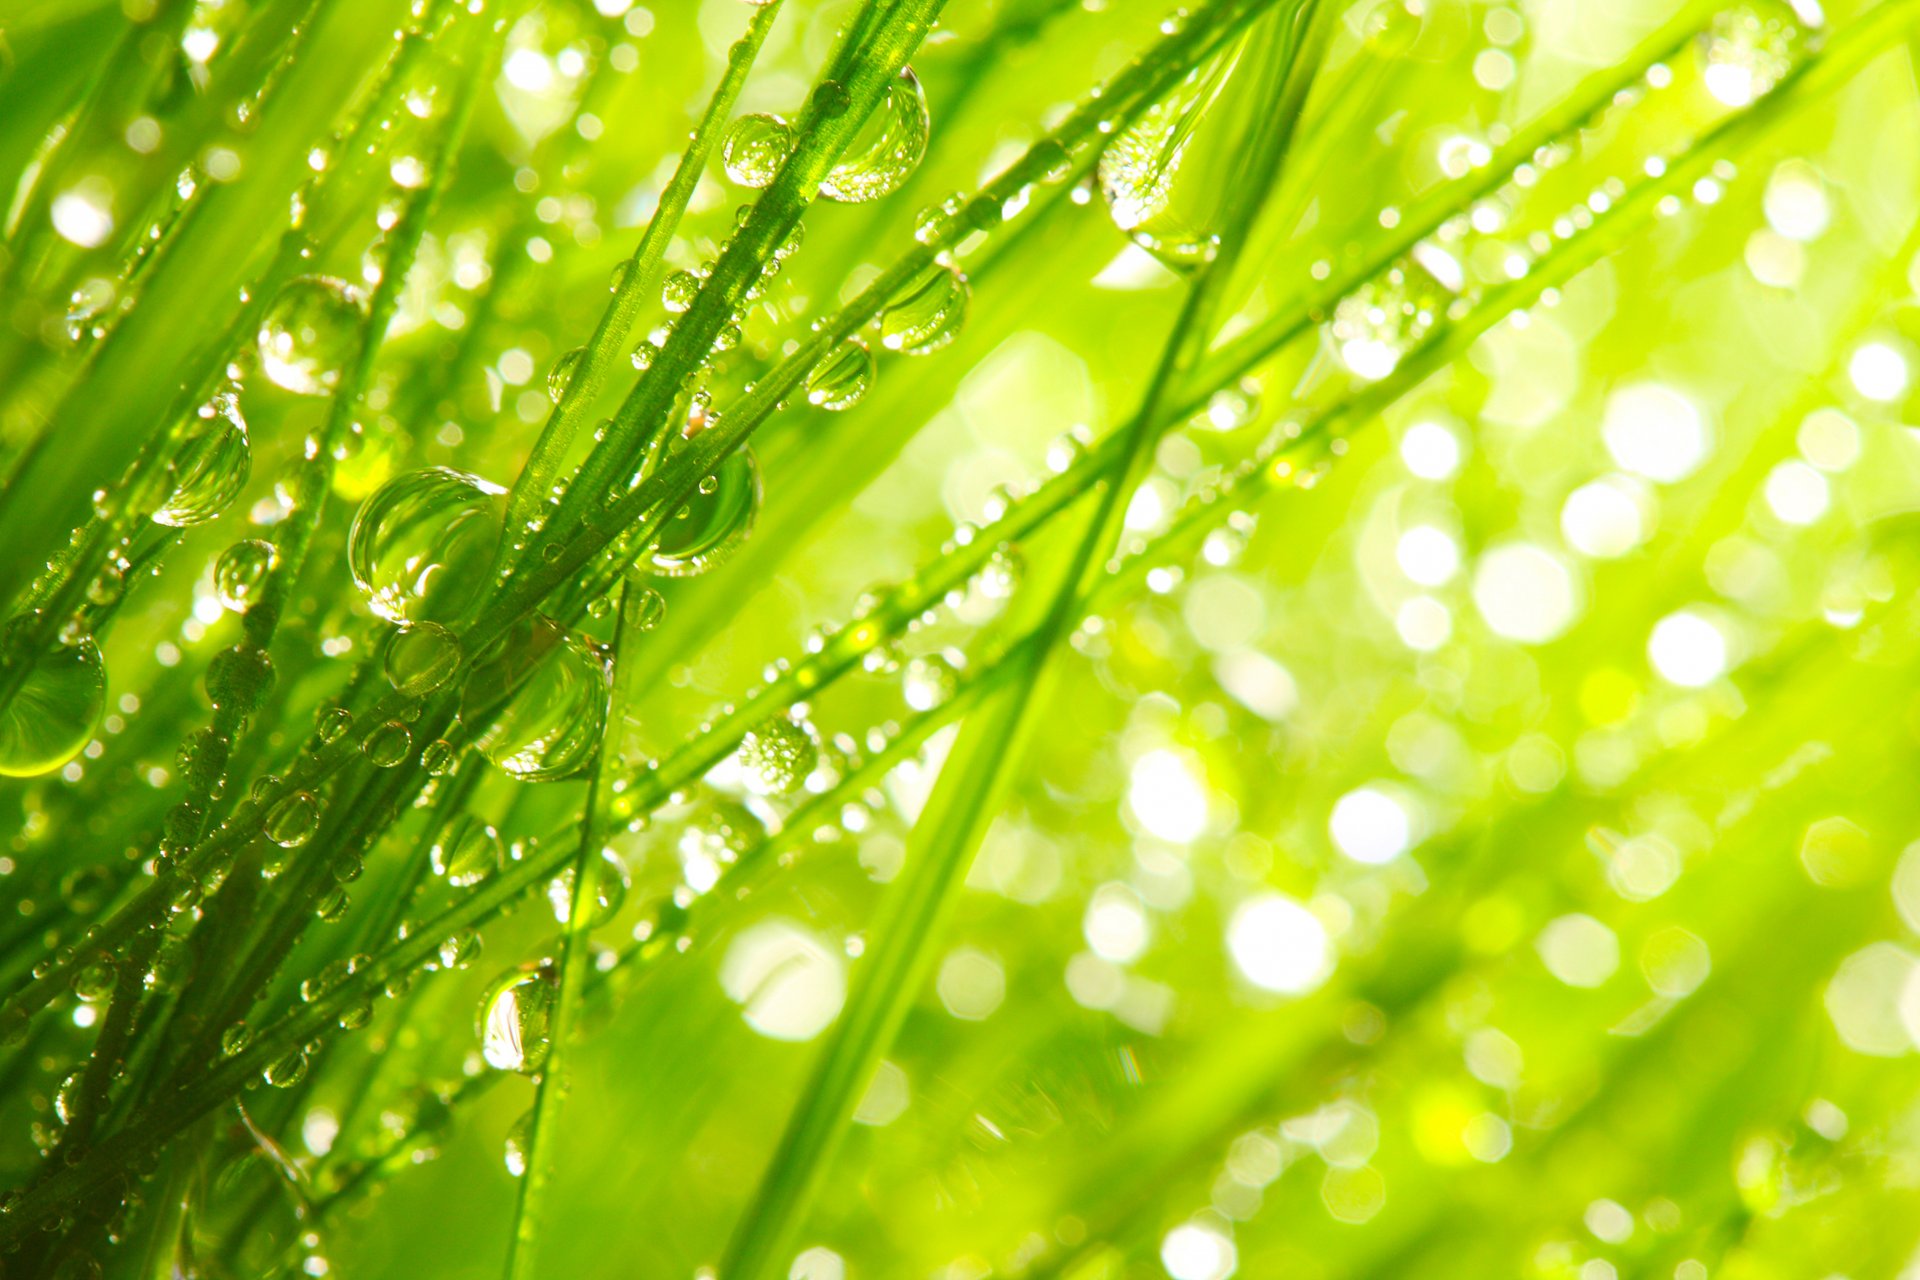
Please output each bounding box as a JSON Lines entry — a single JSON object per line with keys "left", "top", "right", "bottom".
{"left": 547, "top": 847, "right": 628, "bottom": 926}
{"left": 264, "top": 791, "right": 318, "bottom": 848}
{"left": 348, "top": 468, "right": 505, "bottom": 624}
{"left": 0, "top": 629, "right": 106, "bottom": 778}
{"left": 737, "top": 715, "right": 818, "bottom": 796}
{"left": 644, "top": 448, "right": 761, "bottom": 577}
{"left": 504, "top": 1108, "right": 533, "bottom": 1176}
{"left": 478, "top": 962, "right": 556, "bottom": 1073}
{"left": 805, "top": 339, "right": 874, "bottom": 411}
{"left": 1698, "top": 2, "right": 1813, "bottom": 108}
{"left": 257, "top": 275, "right": 365, "bottom": 396}
{"left": 153, "top": 392, "right": 250, "bottom": 527}
{"left": 820, "top": 67, "right": 930, "bottom": 204}
{"left": 721, "top": 113, "right": 792, "bottom": 188}
{"left": 385, "top": 622, "right": 461, "bottom": 697}
{"left": 1325, "top": 256, "right": 1457, "bottom": 383}
{"left": 547, "top": 347, "right": 584, "bottom": 403}
{"left": 215, "top": 539, "right": 279, "bottom": 612}
{"left": 432, "top": 816, "right": 502, "bottom": 887}
{"left": 463, "top": 615, "right": 610, "bottom": 782}
{"left": 879, "top": 260, "right": 968, "bottom": 356}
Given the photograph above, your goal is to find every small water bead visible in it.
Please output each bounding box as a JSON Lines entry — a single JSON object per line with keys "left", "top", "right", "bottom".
{"left": 1362, "top": 0, "right": 1425, "bottom": 54}
{"left": 215, "top": 539, "right": 279, "bottom": 612}
{"left": 385, "top": 622, "right": 461, "bottom": 696}
{"left": 349, "top": 467, "right": 506, "bottom": 624}
{"left": 478, "top": 963, "right": 557, "bottom": 1073}
{"left": 1698, "top": 2, "right": 1812, "bottom": 108}
{"left": 362, "top": 720, "right": 412, "bottom": 768}
{"left": 431, "top": 815, "right": 502, "bottom": 886}
{"left": 644, "top": 447, "right": 761, "bottom": 578}
{"left": 819, "top": 67, "right": 931, "bottom": 204}
{"left": 264, "top": 791, "right": 318, "bottom": 848}
{"left": 902, "top": 653, "right": 960, "bottom": 711}
{"left": 504, "top": 1109, "right": 534, "bottom": 1177}
{"left": 661, "top": 269, "right": 699, "bottom": 313}
{"left": 546, "top": 346, "right": 584, "bottom": 403}
{"left": 264, "top": 1046, "right": 310, "bottom": 1087}
{"left": 463, "top": 615, "right": 611, "bottom": 782}
{"left": 257, "top": 275, "right": 365, "bottom": 396}
{"left": 1327, "top": 257, "right": 1456, "bottom": 382}
{"left": 60, "top": 865, "right": 115, "bottom": 914}
{"left": 153, "top": 392, "right": 251, "bottom": 527}
{"left": 805, "top": 339, "right": 874, "bottom": 411}
{"left": 438, "top": 928, "right": 482, "bottom": 970}
{"left": 0, "top": 628, "right": 106, "bottom": 778}
{"left": 421, "top": 737, "right": 457, "bottom": 775}
{"left": 977, "top": 547, "right": 1023, "bottom": 600}
{"left": 73, "top": 961, "right": 115, "bottom": 1002}
{"left": 630, "top": 587, "right": 667, "bottom": 630}
{"left": 737, "top": 716, "right": 818, "bottom": 796}
{"left": 546, "top": 847, "right": 629, "bottom": 926}
{"left": 721, "top": 113, "right": 792, "bottom": 188}
{"left": 879, "top": 260, "right": 968, "bottom": 356}
{"left": 315, "top": 704, "right": 353, "bottom": 744}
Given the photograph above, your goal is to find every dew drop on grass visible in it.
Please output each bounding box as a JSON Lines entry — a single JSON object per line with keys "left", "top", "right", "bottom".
{"left": 1326, "top": 257, "right": 1458, "bottom": 382}
{"left": 1697, "top": 2, "right": 1814, "bottom": 108}
{"left": 644, "top": 447, "right": 761, "bottom": 577}
{"left": 879, "top": 260, "right": 968, "bottom": 356}
{"left": 348, "top": 467, "right": 505, "bottom": 624}
{"left": 504, "top": 1109, "right": 533, "bottom": 1177}
{"left": 462, "top": 615, "right": 610, "bottom": 781}
{"left": 479, "top": 963, "right": 557, "bottom": 1073}
{"left": 315, "top": 704, "right": 353, "bottom": 744}
{"left": 432, "top": 816, "right": 502, "bottom": 886}
{"left": 153, "top": 392, "right": 250, "bottom": 527}
{"left": 737, "top": 715, "right": 818, "bottom": 796}
{"left": 547, "top": 847, "right": 629, "bottom": 926}
{"left": 661, "top": 269, "right": 698, "bottom": 313}
{"left": 385, "top": 622, "right": 461, "bottom": 696}
{"left": 806, "top": 339, "right": 874, "bottom": 411}
{"left": 546, "top": 346, "right": 584, "bottom": 403}
{"left": 0, "top": 627, "right": 106, "bottom": 778}
{"left": 257, "top": 275, "right": 365, "bottom": 396}
{"left": 721, "top": 113, "right": 792, "bottom": 188}
{"left": 438, "top": 928, "right": 482, "bottom": 970}
{"left": 59, "top": 865, "right": 114, "bottom": 913}
{"left": 820, "top": 67, "right": 930, "bottom": 204}
{"left": 902, "top": 652, "right": 960, "bottom": 711}
{"left": 264, "top": 791, "right": 318, "bottom": 848}
{"left": 362, "top": 719, "right": 412, "bottom": 768}
{"left": 264, "top": 1046, "right": 309, "bottom": 1088}
{"left": 215, "top": 539, "right": 278, "bottom": 612}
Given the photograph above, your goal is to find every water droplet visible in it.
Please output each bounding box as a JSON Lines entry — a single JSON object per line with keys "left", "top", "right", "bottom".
{"left": 1326, "top": 257, "right": 1456, "bottom": 382}
{"left": 421, "top": 737, "right": 457, "bottom": 775}
{"left": 721, "top": 113, "right": 792, "bottom": 188}
{"left": 478, "top": 962, "right": 556, "bottom": 1073}
{"left": 879, "top": 260, "right": 968, "bottom": 355}
{"left": 257, "top": 275, "right": 365, "bottom": 396}
{"left": 737, "top": 716, "right": 818, "bottom": 796}
{"left": 385, "top": 622, "right": 461, "bottom": 696}
{"left": 0, "top": 626, "right": 106, "bottom": 778}
{"left": 629, "top": 587, "right": 666, "bottom": 630}
{"left": 59, "top": 865, "right": 114, "bottom": 913}
{"left": 215, "top": 539, "right": 279, "bottom": 612}
{"left": 153, "top": 392, "right": 250, "bottom": 527}
{"left": 547, "top": 847, "right": 628, "bottom": 926}
{"left": 504, "top": 1108, "right": 533, "bottom": 1176}
{"left": 805, "top": 339, "right": 874, "bottom": 411}
{"left": 661, "top": 269, "right": 699, "bottom": 313}
{"left": 902, "top": 652, "right": 960, "bottom": 711}
{"left": 820, "top": 67, "right": 930, "bottom": 204}
{"left": 264, "top": 1045, "right": 309, "bottom": 1087}
{"left": 1699, "top": 2, "right": 1812, "bottom": 108}
{"left": 547, "top": 347, "right": 584, "bottom": 403}
{"left": 431, "top": 816, "right": 502, "bottom": 886}
{"left": 348, "top": 467, "right": 505, "bottom": 624}
{"left": 362, "top": 719, "right": 412, "bottom": 768}
{"left": 643, "top": 448, "right": 761, "bottom": 577}
{"left": 315, "top": 705, "right": 353, "bottom": 744}
{"left": 264, "top": 791, "right": 318, "bottom": 848}
{"left": 438, "top": 927, "right": 482, "bottom": 970}
{"left": 463, "top": 615, "right": 610, "bottom": 781}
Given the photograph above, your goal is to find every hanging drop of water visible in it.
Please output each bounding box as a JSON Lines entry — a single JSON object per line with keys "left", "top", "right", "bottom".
{"left": 629, "top": 587, "right": 667, "bottom": 630}
{"left": 264, "top": 791, "right": 318, "bottom": 848}
{"left": 661, "top": 270, "right": 699, "bottom": 313}
{"left": 478, "top": 962, "right": 557, "bottom": 1073}
{"left": 431, "top": 815, "right": 502, "bottom": 886}
{"left": 264, "top": 1046, "right": 310, "bottom": 1087}
{"left": 438, "top": 927, "right": 482, "bottom": 970}
{"left": 547, "top": 347, "right": 584, "bottom": 403}
{"left": 257, "top": 275, "right": 366, "bottom": 396}
{"left": 820, "top": 67, "right": 931, "bottom": 204}
{"left": 385, "top": 622, "right": 461, "bottom": 696}
{"left": 902, "top": 652, "right": 960, "bottom": 711}
{"left": 504, "top": 1108, "right": 534, "bottom": 1177}
{"left": 805, "top": 339, "right": 874, "bottom": 411}
{"left": 215, "top": 539, "right": 279, "bottom": 612}
{"left": 153, "top": 391, "right": 251, "bottom": 527}
{"left": 546, "top": 847, "right": 629, "bottom": 926}
{"left": 643, "top": 447, "right": 761, "bottom": 578}
{"left": 348, "top": 467, "right": 505, "bottom": 624}
{"left": 721, "top": 113, "right": 793, "bottom": 188}
{"left": 736, "top": 715, "right": 818, "bottom": 796}
{"left": 362, "top": 720, "right": 412, "bottom": 768}
{"left": 462, "top": 615, "right": 611, "bottom": 782}
{"left": 879, "top": 260, "right": 968, "bottom": 356}
{"left": 0, "top": 625, "right": 106, "bottom": 778}
{"left": 1698, "top": 2, "right": 1814, "bottom": 108}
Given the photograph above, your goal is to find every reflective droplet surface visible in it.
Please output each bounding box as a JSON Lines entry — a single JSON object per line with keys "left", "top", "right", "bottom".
{"left": 264, "top": 791, "right": 318, "bottom": 848}
{"left": 805, "top": 339, "right": 874, "bottom": 411}
{"left": 879, "top": 261, "right": 968, "bottom": 356}
{"left": 661, "top": 270, "right": 698, "bottom": 313}
{"left": 820, "top": 67, "right": 930, "bottom": 204}
{"left": 215, "top": 539, "right": 279, "bottom": 612}
{"left": 385, "top": 622, "right": 461, "bottom": 697}
{"left": 504, "top": 1108, "right": 533, "bottom": 1177}
{"left": 547, "top": 347, "right": 584, "bottom": 403}
{"left": 432, "top": 816, "right": 502, "bottom": 887}
{"left": 348, "top": 468, "right": 505, "bottom": 624}
{"left": 0, "top": 632, "right": 106, "bottom": 778}
{"left": 547, "top": 847, "right": 628, "bottom": 926}
{"left": 464, "top": 615, "right": 611, "bottom": 781}
{"left": 479, "top": 963, "right": 556, "bottom": 1073}
{"left": 645, "top": 448, "right": 761, "bottom": 578}
{"left": 737, "top": 716, "right": 818, "bottom": 796}
{"left": 721, "top": 113, "right": 792, "bottom": 188}
{"left": 1698, "top": 2, "right": 1811, "bottom": 108}
{"left": 154, "top": 392, "right": 250, "bottom": 527}
{"left": 362, "top": 719, "right": 412, "bottom": 768}
{"left": 903, "top": 652, "right": 960, "bottom": 711}
{"left": 257, "top": 275, "right": 365, "bottom": 396}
